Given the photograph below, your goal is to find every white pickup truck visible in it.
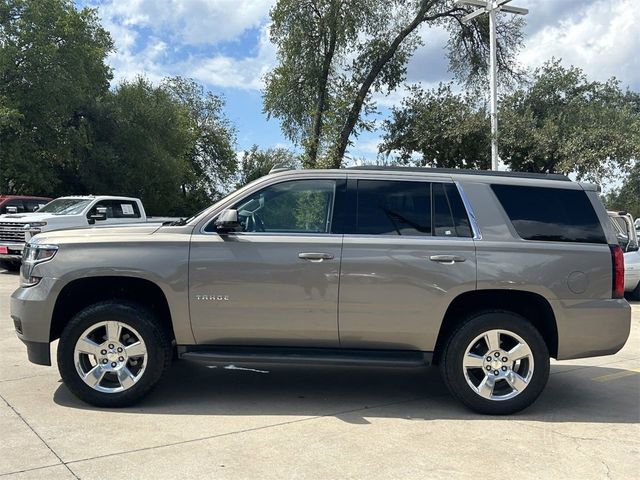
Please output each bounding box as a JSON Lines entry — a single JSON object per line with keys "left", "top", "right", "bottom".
{"left": 0, "top": 195, "right": 157, "bottom": 270}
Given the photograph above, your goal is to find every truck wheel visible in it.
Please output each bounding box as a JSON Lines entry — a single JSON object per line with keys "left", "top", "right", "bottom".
{"left": 632, "top": 283, "right": 640, "bottom": 301}
{"left": 57, "top": 301, "right": 172, "bottom": 408}
{"left": 440, "top": 311, "right": 550, "bottom": 415}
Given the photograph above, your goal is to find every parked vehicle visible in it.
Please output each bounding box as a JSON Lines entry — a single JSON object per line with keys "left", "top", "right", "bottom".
{"left": 0, "top": 195, "right": 52, "bottom": 215}
{"left": 608, "top": 211, "right": 639, "bottom": 252}
{"left": 0, "top": 196, "right": 147, "bottom": 271}
{"left": 11, "top": 167, "right": 631, "bottom": 414}
{"left": 625, "top": 250, "right": 640, "bottom": 300}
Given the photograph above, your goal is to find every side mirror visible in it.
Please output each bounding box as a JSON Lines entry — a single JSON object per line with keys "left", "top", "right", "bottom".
{"left": 88, "top": 206, "right": 108, "bottom": 224}
{"left": 215, "top": 209, "right": 241, "bottom": 233}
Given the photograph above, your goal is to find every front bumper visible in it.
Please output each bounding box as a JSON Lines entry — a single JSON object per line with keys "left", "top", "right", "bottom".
{"left": 10, "top": 277, "right": 59, "bottom": 366}
{"left": 554, "top": 298, "right": 632, "bottom": 360}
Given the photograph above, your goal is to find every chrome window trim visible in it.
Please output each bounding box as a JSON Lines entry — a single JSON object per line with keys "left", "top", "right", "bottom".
{"left": 342, "top": 234, "right": 474, "bottom": 242}
{"left": 454, "top": 181, "right": 482, "bottom": 240}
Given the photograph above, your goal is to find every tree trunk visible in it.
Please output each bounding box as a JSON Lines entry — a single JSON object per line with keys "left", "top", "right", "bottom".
{"left": 330, "top": 0, "right": 448, "bottom": 167}
{"left": 305, "top": 2, "right": 341, "bottom": 168}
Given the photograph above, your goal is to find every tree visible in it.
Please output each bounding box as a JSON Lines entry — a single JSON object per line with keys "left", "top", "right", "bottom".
{"left": 264, "top": 0, "right": 523, "bottom": 168}
{"left": 0, "top": 0, "right": 113, "bottom": 194}
{"left": 380, "top": 83, "right": 490, "bottom": 168}
{"left": 604, "top": 162, "right": 640, "bottom": 218}
{"left": 237, "top": 145, "right": 300, "bottom": 187}
{"left": 80, "top": 78, "right": 194, "bottom": 215}
{"left": 499, "top": 60, "right": 640, "bottom": 181}
{"left": 81, "top": 77, "right": 238, "bottom": 216}
{"left": 163, "top": 77, "right": 238, "bottom": 201}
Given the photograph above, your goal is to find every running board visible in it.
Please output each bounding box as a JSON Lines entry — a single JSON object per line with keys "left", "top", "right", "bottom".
{"left": 178, "top": 346, "right": 432, "bottom": 368}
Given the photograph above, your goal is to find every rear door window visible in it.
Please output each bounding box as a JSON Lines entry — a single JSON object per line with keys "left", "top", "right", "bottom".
{"left": 90, "top": 200, "right": 141, "bottom": 219}
{"left": 356, "top": 180, "right": 431, "bottom": 236}
{"left": 352, "top": 180, "right": 473, "bottom": 237}
{"left": 491, "top": 184, "right": 606, "bottom": 243}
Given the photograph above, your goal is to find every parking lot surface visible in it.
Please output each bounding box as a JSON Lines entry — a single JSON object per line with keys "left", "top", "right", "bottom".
{"left": 0, "top": 269, "right": 638, "bottom": 479}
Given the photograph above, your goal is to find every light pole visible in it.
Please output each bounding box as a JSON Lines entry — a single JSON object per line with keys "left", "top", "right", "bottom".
{"left": 454, "top": 0, "right": 528, "bottom": 170}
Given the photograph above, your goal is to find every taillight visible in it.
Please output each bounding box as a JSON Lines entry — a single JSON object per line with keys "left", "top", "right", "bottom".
{"left": 609, "top": 244, "right": 624, "bottom": 299}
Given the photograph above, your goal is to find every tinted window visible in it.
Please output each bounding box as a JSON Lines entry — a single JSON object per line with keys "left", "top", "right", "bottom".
{"left": 232, "top": 179, "right": 336, "bottom": 233}
{"left": 492, "top": 184, "right": 606, "bottom": 243}
{"left": 356, "top": 180, "right": 431, "bottom": 235}
{"left": 433, "top": 183, "right": 472, "bottom": 237}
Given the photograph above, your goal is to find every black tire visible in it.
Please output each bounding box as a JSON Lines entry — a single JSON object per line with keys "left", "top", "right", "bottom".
{"left": 57, "top": 301, "right": 173, "bottom": 408}
{"left": 632, "top": 283, "right": 640, "bottom": 301}
{"left": 0, "top": 259, "right": 21, "bottom": 272}
{"left": 440, "top": 310, "right": 550, "bottom": 415}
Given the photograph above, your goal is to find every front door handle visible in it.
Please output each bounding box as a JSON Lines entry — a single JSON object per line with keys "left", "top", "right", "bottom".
{"left": 429, "top": 255, "right": 466, "bottom": 264}
{"left": 298, "top": 252, "right": 334, "bottom": 262}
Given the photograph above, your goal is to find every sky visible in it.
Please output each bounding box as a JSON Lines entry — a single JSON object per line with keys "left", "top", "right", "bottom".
{"left": 78, "top": 0, "right": 640, "bottom": 163}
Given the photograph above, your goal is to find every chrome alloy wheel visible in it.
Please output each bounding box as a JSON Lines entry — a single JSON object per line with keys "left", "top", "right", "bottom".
{"left": 73, "top": 321, "right": 147, "bottom": 393}
{"left": 462, "top": 329, "right": 534, "bottom": 401}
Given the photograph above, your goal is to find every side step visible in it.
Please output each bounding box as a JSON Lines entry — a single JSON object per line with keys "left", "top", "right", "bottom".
{"left": 178, "top": 346, "right": 432, "bottom": 368}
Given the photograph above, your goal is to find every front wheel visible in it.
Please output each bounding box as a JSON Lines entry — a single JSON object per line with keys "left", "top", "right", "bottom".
{"left": 58, "top": 301, "right": 172, "bottom": 407}
{"left": 440, "top": 311, "right": 550, "bottom": 415}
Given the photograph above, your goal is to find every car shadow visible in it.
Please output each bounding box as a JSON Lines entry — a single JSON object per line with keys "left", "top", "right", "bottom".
{"left": 53, "top": 361, "right": 640, "bottom": 424}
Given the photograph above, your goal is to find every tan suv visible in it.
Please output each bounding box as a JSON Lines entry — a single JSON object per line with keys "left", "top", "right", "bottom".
{"left": 10, "top": 167, "right": 631, "bottom": 414}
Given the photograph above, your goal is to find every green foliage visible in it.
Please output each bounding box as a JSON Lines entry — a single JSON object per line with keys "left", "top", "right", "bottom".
{"left": 381, "top": 83, "right": 490, "bottom": 169}
{"left": 237, "top": 145, "right": 300, "bottom": 187}
{"left": 264, "top": 0, "right": 524, "bottom": 168}
{"left": 604, "top": 163, "right": 640, "bottom": 218}
{"left": 79, "top": 77, "right": 237, "bottom": 216}
{"left": 81, "top": 78, "right": 195, "bottom": 216}
{"left": 0, "top": 0, "right": 113, "bottom": 195}
{"left": 163, "top": 77, "right": 238, "bottom": 201}
{"left": 0, "top": 1, "right": 238, "bottom": 216}
{"left": 499, "top": 60, "right": 640, "bottom": 181}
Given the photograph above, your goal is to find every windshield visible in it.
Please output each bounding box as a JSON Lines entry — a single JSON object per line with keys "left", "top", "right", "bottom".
{"left": 37, "top": 198, "right": 92, "bottom": 215}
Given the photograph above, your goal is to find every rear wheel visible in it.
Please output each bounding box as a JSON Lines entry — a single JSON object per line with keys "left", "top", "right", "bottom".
{"left": 58, "top": 301, "right": 172, "bottom": 407}
{"left": 440, "top": 311, "right": 550, "bottom": 415}
{"left": 632, "top": 282, "right": 640, "bottom": 301}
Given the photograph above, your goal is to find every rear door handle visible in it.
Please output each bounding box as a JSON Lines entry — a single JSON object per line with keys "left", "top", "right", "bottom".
{"left": 429, "top": 255, "right": 466, "bottom": 264}
{"left": 298, "top": 252, "right": 334, "bottom": 262}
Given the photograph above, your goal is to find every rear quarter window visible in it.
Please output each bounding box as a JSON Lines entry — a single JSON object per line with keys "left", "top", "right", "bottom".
{"left": 491, "top": 184, "right": 606, "bottom": 244}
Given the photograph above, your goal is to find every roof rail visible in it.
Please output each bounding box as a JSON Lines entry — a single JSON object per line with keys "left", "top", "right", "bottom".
{"left": 346, "top": 166, "right": 571, "bottom": 182}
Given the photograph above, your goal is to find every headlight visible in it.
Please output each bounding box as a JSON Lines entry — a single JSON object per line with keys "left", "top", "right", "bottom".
{"left": 23, "top": 222, "right": 47, "bottom": 233}
{"left": 21, "top": 244, "right": 58, "bottom": 287}
{"left": 23, "top": 244, "right": 58, "bottom": 263}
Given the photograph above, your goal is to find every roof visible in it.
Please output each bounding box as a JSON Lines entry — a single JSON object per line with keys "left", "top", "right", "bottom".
{"left": 0, "top": 195, "right": 53, "bottom": 201}
{"left": 56, "top": 195, "right": 140, "bottom": 201}
{"left": 345, "top": 166, "right": 571, "bottom": 181}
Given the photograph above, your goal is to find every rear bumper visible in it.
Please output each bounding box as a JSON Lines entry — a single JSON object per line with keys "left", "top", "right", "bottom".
{"left": 554, "top": 298, "right": 631, "bottom": 360}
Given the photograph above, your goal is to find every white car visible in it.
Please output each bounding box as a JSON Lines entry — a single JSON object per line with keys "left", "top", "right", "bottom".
{"left": 625, "top": 250, "right": 640, "bottom": 300}
{"left": 0, "top": 196, "right": 148, "bottom": 270}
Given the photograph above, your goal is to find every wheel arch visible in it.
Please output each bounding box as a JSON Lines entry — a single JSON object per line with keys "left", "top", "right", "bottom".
{"left": 51, "top": 276, "right": 175, "bottom": 344}
{"left": 432, "top": 289, "right": 558, "bottom": 365}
